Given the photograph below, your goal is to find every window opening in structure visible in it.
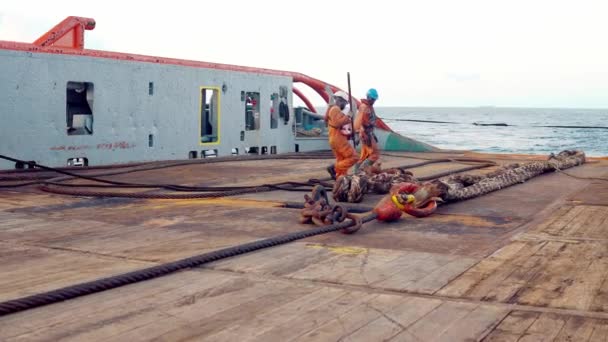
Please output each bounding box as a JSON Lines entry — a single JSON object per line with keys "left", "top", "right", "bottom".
{"left": 279, "top": 86, "right": 290, "bottom": 125}
{"left": 66, "top": 81, "right": 94, "bottom": 135}
{"left": 202, "top": 149, "right": 218, "bottom": 158}
{"left": 200, "top": 87, "right": 220, "bottom": 144}
{"left": 67, "top": 157, "right": 88, "bottom": 167}
{"left": 245, "top": 92, "right": 260, "bottom": 131}
{"left": 246, "top": 147, "right": 259, "bottom": 155}
{"left": 270, "top": 93, "right": 279, "bottom": 129}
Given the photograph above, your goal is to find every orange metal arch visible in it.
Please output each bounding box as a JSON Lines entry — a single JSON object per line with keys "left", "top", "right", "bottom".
{"left": 292, "top": 87, "right": 316, "bottom": 113}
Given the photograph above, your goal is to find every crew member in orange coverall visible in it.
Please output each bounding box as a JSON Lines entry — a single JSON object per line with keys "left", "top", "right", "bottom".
{"left": 353, "top": 88, "right": 380, "bottom": 173}
{"left": 325, "top": 91, "right": 357, "bottom": 179}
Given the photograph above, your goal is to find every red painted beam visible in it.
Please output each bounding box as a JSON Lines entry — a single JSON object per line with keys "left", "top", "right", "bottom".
{"left": 33, "top": 16, "right": 95, "bottom": 49}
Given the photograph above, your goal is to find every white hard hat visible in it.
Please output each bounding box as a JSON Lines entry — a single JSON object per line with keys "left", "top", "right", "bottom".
{"left": 333, "top": 90, "right": 349, "bottom": 102}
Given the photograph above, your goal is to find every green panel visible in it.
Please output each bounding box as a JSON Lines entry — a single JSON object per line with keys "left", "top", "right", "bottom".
{"left": 383, "top": 132, "right": 437, "bottom": 152}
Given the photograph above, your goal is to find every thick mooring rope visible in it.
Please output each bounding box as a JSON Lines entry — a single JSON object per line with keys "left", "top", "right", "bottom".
{"left": 332, "top": 150, "right": 586, "bottom": 204}
{"left": 437, "top": 150, "right": 585, "bottom": 201}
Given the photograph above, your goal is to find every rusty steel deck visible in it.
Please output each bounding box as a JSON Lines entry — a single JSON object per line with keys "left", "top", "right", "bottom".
{"left": 1, "top": 151, "right": 608, "bottom": 341}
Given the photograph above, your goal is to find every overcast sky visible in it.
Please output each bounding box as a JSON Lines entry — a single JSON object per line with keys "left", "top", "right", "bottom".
{"left": 1, "top": 0, "right": 607, "bottom": 108}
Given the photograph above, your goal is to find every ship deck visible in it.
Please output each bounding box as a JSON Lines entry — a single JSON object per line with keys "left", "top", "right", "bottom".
{"left": 1, "top": 150, "right": 608, "bottom": 341}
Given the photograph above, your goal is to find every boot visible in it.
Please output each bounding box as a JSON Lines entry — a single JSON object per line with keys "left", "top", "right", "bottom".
{"left": 326, "top": 164, "right": 337, "bottom": 180}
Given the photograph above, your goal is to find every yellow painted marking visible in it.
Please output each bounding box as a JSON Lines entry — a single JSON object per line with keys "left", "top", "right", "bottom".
{"left": 305, "top": 243, "right": 368, "bottom": 255}
{"left": 428, "top": 214, "right": 510, "bottom": 227}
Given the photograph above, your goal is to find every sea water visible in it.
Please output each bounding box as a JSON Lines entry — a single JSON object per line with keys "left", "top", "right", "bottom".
{"left": 378, "top": 107, "right": 608, "bottom": 157}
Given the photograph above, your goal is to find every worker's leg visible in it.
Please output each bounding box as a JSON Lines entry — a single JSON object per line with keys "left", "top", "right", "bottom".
{"left": 368, "top": 138, "right": 380, "bottom": 162}
{"left": 327, "top": 140, "right": 340, "bottom": 179}
{"left": 335, "top": 141, "right": 358, "bottom": 177}
{"left": 354, "top": 137, "right": 379, "bottom": 174}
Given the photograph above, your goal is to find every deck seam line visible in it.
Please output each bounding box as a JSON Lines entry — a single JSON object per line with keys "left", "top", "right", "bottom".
{"left": 570, "top": 203, "right": 608, "bottom": 208}
{"left": 202, "top": 267, "right": 608, "bottom": 321}
{"left": 515, "top": 233, "right": 608, "bottom": 243}
{"left": 432, "top": 255, "right": 487, "bottom": 295}
{"left": 0, "top": 239, "right": 158, "bottom": 264}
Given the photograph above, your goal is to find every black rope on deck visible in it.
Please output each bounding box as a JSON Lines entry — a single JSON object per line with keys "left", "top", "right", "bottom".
{"left": 0, "top": 153, "right": 334, "bottom": 185}
{"left": 0, "top": 213, "right": 377, "bottom": 317}
{"left": 0, "top": 154, "right": 335, "bottom": 195}
{"left": 0, "top": 152, "right": 333, "bottom": 181}
{"left": 0, "top": 154, "right": 495, "bottom": 197}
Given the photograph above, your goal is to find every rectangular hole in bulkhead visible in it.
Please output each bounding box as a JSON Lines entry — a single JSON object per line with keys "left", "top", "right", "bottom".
{"left": 279, "top": 86, "right": 290, "bottom": 125}
{"left": 67, "top": 157, "right": 88, "bottom": 167}
{"left": 202, "top": 149, "right": 218, "bottom": 158}
{"left": 295, "top": 144, "right": 299, "bottom": 153}
{"left": 66, "top": 81, "right": 94, "bottom": 135}
{"left": 261, "top": 146, "right": 268, "bottom": 155}
{"left": 231, "top": 148, "right": 239, "bottom": 156}
{"left": 149, "top": 82, "right": 154, "bottom": 95}
{"left": 270, "top": 146, "right": 277, "bottom": 154}
{"left": 16, "top": 160, "right": 37, "bottom": 169}
{"left": 245, "top": 92, "right": 260, "bottom": 131}
{"left": 148, "top": 134, "right": 154, "bottom": 147}
{"left": 200, "top": 87, "right": 220, "bottom": 144}
{"left": 270, "top": 93, "right": 279, "bottom": 129}
{"left": 189, "top": 151, "right": 198, "bottom": 159}
{"left": 246, "top": 147, "right": 259, "bottom": 155}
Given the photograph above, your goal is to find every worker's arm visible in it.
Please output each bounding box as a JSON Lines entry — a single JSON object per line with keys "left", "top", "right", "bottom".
{"left": 354, "top": 104, "right": 369, "bottom": 131}
{"left": 327, "top": 106, "right": 351, "bottom": 128}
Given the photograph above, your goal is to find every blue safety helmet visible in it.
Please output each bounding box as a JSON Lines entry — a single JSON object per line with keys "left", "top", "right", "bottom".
{"left": 367, "top": 88, "right": 379, "bottom": 100}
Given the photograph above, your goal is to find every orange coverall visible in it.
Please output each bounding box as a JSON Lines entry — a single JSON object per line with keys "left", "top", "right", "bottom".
{"left": 354, "top": 99, "right": 379, "bottom": 163}
{"left": 326, "top": 105, "right": 357, "bottom": 177}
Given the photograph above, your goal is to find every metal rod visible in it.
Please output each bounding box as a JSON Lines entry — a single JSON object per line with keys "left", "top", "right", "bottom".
{"left": 347, "top": 72, "right": 357, "bottom": 147}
